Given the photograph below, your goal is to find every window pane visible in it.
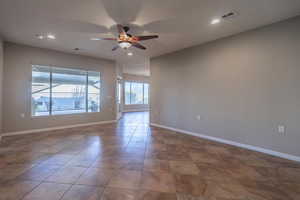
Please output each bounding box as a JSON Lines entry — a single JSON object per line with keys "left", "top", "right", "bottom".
{"left": 117, "top": 83, "right": 122, "bottom": 104}
{"left": 88, "top": 71, "right": 100, "bottom": 112}
{"left": 52, "top": 67, "right": 86, "bottom": 115}
{"left": 125, "top": 82, "right": 131, "bottom": 105}
{"left": 131, "top": 82, "right": 143, "bottom": 104}
{"left": 144, "top": 83, "right": 149, "bottom": 104}
{"left": 32, "top": 65, "right": 50, "bottom": 116}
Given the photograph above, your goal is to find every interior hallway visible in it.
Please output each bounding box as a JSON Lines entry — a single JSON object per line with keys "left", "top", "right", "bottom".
{"left": 0, "top": 112, "right": 299, "bottom": 200}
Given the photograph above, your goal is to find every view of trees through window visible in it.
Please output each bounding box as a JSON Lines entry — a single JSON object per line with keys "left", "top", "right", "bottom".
{"left": 31, "top": 65, "right": 100, "bottom": 116}
{"left": 125, "top": 82, "right": 149, "bottom": 105}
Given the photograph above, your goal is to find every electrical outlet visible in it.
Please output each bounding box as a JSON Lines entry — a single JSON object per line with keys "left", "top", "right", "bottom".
{"left": 278, "top": 125, "right": 285, "bottom": 135}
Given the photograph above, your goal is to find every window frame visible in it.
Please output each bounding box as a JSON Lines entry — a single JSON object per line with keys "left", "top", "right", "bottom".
{"left": 31, "top": 65, "right": 101, "bottom": 117}
{"left": 124, "top": 81, "right": 149, "bottom": 105}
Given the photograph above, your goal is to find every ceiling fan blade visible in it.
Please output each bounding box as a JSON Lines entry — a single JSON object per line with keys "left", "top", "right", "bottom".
{"left": 97, "top": 38, "right": 117, "bottom": 40}
{"left": 112, "top": 45, "right": 120, "bottom": 51}
{"left": 132, "top": 43, "right": 147, "bottom": 50}
{"left": 136, "top": 35, "right": 159, "bottom": 41}
{"left": 117, "top": 24, "right": 127, "bottom": 36}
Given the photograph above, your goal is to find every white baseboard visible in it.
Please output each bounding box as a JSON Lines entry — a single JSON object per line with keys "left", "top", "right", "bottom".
{"left": 150, "top": 123, "right": 300, "bottom": 162}
{"left": 1, "top": 120, "right": 117, "bottom": 138}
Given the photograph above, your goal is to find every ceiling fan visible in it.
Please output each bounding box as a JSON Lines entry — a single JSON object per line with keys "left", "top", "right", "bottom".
{"left": 93, "top": 24, "right": 159, "bottom": 51}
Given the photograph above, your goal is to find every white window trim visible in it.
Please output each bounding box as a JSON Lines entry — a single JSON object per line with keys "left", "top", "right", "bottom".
{"left": 31, "top": 65, "right": 101, "bottom": 117}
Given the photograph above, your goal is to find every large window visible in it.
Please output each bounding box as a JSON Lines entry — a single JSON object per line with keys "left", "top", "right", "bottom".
{"left": 31, "top": 65, "right": 100, "bottom": 116}
{"left": 125, "top": 82, "right": 149, "bottom": 105}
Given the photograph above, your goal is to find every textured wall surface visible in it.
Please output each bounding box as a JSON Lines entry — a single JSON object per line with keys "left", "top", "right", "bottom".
{"left": 151, "top": 17, "right": 300, "bottom": 156}
{"left": 3, "top": 43, "right": 116, "bottom": 132}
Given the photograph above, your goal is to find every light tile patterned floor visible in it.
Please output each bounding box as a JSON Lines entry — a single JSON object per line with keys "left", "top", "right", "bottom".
{"left": 0, "top": 112, "right": 299, "bottom": 200}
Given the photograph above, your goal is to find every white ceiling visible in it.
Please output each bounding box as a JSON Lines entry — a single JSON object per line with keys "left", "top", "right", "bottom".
{"left": 1, "top": 0, "right": 300, "bottom": 75}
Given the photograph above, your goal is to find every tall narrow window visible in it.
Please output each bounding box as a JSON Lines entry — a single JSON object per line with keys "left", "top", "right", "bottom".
{"left": 125, "top": 82, "right": 131, "bottom": 105}
{"left": 88, "top": 71, "right": 100, "bottom": 112}
{"left": 143, "top": 83, "right": 149, "bottom": 104}
{"left": 117, "top": 82, "right": 122, "bottom": 104}
{"left": 31, "top": 65, "right": 51, "bottom": 116}
{"left": 31, "top": 65, "right": 101, "bottom": 116}
{"left": 124, "top": 81, "right": 149, "bottom": 105}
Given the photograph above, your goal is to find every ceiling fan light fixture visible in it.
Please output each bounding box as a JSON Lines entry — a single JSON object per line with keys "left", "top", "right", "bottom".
{"left": 119, "top": 41, "right": 132, "bottom": 49}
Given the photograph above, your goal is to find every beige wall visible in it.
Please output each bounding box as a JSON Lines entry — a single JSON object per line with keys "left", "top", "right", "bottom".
{"left": 3, "top": 43, "right": 116, "bottom": 133}
{"left": 0, "top": 37, "right": 3, "bottom": 133}
{"left": 123, "top": 73, "right": 150, "bottom": 112}
{"left": 151, "top": 16, "right": 300, "bottom": 157}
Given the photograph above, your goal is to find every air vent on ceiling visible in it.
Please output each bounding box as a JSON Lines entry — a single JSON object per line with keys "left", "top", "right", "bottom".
{"left": 222, "top": 11, "right": 238, "bottom": 20}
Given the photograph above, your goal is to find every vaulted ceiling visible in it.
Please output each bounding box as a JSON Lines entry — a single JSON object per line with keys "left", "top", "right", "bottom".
{"left": 1, "top": 0, "right": 300, "bottom": 75}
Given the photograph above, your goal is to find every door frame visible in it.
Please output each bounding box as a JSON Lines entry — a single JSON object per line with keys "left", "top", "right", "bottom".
{"left": 116, "top": 76, "right": 123, "bottom": 120}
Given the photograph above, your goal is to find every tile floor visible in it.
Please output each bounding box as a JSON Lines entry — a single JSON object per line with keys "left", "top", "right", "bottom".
{"left": 0, "top": 112, "right": 299, "bottom": 200}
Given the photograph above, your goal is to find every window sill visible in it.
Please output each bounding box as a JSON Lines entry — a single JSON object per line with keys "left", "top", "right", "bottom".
{"left": 31, "top": 111, "right": 101, "bottom": 118}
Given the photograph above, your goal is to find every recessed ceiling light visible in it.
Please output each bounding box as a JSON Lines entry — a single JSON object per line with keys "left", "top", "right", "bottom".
{"left": 127, "top": 52, "right": 133, "bottom": 56}
{"left": 47, "top": 34, "right": 56, "bottom": 40}
{"left": 36, "top": 34, "right": 44, "bottom": 40}
{"left": 90, "top": 38, "right": 101, "bottom": 41}
{"left": 211, "top": 18, "right": 221, "bottom": 25}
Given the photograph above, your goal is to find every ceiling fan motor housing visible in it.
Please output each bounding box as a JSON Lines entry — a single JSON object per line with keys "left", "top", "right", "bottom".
{"left": 123, "top": 26, "right": 130, "bottom": 32}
